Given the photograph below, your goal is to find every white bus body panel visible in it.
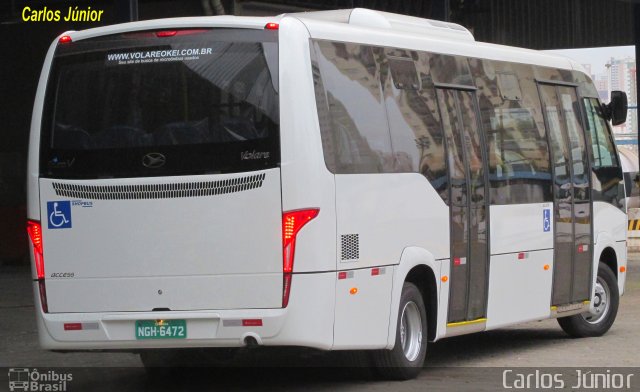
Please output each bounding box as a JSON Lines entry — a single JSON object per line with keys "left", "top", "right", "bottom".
{"left": 33, "top": 272, "right": 335, "bottom": 350}
{"left": 485, "top": 203, "right": 555, "bottom": 329}
{"left": 332, "top": 174, "right": 449, "bottom": 347}
{"left": 278, "top": 17, "right": 337, "bottom": 274}
{"left": 593, "top": 201, "right": 627, "bottom": 296}
{"left": 334, "top": 174, "right": 450, "bottom": 268}
{"left": 39, "top": 170, "right": 283, "bottom": 312}
{"left": 333, "top": 266, "right": 394, "bottom": 349}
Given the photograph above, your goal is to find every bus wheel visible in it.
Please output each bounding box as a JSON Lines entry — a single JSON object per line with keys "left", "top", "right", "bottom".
{"left": 558, "top": 262, "right": 619, "bottom": 338}
{"left": 372, "top": 282, "right": 427, "bottom": 380}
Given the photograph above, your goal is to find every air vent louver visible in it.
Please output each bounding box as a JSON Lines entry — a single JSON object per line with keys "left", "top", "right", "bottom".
{"left": 52, "top": 173, "right": 266, "bottom": 200}
{"left": 340, "top": 234, "right": 360, "bottom": 261}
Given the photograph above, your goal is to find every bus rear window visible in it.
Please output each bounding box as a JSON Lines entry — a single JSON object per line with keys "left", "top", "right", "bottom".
{"left": 41, "top": 29, "right": 279, "bottom": 178}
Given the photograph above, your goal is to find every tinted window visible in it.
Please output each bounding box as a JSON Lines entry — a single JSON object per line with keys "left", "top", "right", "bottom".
{"left": 384, "top": 50, "right": 448, "bottom": 202}
{"left": 430, "top": 54, "right": 473, "bottom": 86}
{"left": 471, "top": 59, "right": 552, "bottom": 204}
{"left": 313, "top": 40, "right": 393, "bottom": 173}
{"left": 558, "top": 87, "right": 590, "bottom": 202}
{"left": 583, "top": 98, "right": 624, "bottom": 208}
{"left": 42, "top": 29, "right": 279, "bottom": 179}
{"left": 585, "top": 99, "right": 618, "bottom": 168}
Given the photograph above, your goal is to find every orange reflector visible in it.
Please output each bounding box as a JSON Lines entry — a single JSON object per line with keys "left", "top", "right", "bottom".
{"left": 441, "top": 276, "right": 448, "bottom": 282}
{"left": 620, "top": 266, "right": 626, "bottom": 273}
{"left": 349, "top": 287, "right": 358, "bottom": 295}
{"left": 544, "top": 264, "right": 550, "bottom": 271}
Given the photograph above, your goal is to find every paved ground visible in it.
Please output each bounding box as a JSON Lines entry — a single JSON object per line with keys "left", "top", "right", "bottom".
{"left": 1, "top": 254, "right": 639, "bottom": 391}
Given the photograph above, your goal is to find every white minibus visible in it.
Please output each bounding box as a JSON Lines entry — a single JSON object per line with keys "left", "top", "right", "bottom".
{"left": 27, "top": 8, "right": 628, "bottom": 379}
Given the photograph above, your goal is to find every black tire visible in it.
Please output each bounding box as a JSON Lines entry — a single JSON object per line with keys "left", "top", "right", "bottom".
{"left": 372, "top": 282, "right": 427, "bottom": 380}
{"left": 558, "top": 262, "right": 619, "bottom": 338}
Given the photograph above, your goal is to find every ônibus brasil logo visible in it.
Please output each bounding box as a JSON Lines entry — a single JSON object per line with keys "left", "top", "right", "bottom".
{"left": 8, "top": 368, "right": 73, "bottom": 391}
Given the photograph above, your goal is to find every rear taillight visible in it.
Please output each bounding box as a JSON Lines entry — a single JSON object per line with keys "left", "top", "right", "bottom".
{"left": 27, "top": 220, "right": 44, "bottom": 279}
{"left": 156, "top": 30, "right": 177, "bottom": 37}
{"left": 282, "top": 209, "right": 319, "bottom": 307}
{"left": 27, "top": 220, "right": 48, "bottom": 312}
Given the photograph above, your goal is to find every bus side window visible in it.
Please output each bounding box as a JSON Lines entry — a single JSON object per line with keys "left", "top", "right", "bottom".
{"left": 313, "top": 40, "right": 394, "bottom": 174}
{"left": 471, "top": 58, "right": 552, "bottom": 205}
{"left": 383, "top": 50, "right": 448, "bottom": 204}
{"left": 583, "top": 98, "right": 624, "bottom": 208}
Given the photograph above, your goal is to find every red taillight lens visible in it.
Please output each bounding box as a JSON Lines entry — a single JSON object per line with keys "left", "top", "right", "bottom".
{"left": 282, "top": 209, "right": 319, "bottom": 307}
{"left": 156, "top": 30, "right": 177, "bottom": 37}
{"left": 264, "top": 22, "right": 279, "bottom": 30}
{"left": 58, "top": 35, "right": 72, "bottom": 44}
{"left": 282, "top": 209, "right": 319, "bottom": 274}
{"left": 28, "top": 220, "right": 48, "bottom": 313}
{"left": 27, "top": 220, "right": 44, "bottom": 280}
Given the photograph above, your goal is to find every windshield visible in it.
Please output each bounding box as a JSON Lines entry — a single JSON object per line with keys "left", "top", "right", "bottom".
{"left": 41, "top": 28, "right": 279, "bottom": 178}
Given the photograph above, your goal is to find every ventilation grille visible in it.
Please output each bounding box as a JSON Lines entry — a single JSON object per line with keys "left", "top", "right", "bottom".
{"left": 341, "top": 234, "right": 360, "bottom": 261}
{"left": 52, "top": 173, "right": 266, "bottom": 200}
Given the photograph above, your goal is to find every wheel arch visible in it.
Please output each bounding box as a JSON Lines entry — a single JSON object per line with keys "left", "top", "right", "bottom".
{"left": 599, "top": 246, "right": 618, "bottom": 280}
{"left": 405, "top": 265, "right": 438, "bottom": 342}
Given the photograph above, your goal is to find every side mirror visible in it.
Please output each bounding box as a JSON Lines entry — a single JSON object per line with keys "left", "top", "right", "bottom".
{"left": 604, "top": 91, "right": 628, "bottom": 126}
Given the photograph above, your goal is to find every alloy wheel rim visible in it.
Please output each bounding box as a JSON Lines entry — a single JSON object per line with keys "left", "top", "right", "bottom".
{"left": 400, "top": 301, "right": 423, "bottom": 361}
{"left": 581, "top": 276, "right": 610, "bottom": 324}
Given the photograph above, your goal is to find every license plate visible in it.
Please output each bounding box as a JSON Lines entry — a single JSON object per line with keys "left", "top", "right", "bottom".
{"left": 135, "top": 319, "right": 187, "bottom": 339}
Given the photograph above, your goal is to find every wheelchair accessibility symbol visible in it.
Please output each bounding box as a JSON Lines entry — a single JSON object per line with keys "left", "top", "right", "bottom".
{"left": 543, "top": 209, "right": 551, "bottom": 232}
{"left": 47, "top": 201, "right": 72, "bottom": 229}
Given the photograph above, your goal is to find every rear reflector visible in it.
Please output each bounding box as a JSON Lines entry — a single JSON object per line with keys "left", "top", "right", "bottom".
{"left": 242, "top": 319, "right": 263, "bottom": 327}
{"left": 282, "top": 273, "right": 292, "bottom": 308}
{"left": 265, "top": 22, "right": 279, "bottom": 30}
{"left": 38, "top": 280, "right": 48, "bottom": 313}
{"left": 27, "top": 220, "right": 44, "bottom": 280}
{"left": 64, "top": 323, "right": 82, "bottom": 331}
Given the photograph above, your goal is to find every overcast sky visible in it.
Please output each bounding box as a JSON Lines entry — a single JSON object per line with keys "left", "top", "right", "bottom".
{"left": 544, "top": 46, "right": 636, "bottom": 76}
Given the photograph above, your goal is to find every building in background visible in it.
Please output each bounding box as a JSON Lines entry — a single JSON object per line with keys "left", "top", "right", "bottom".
{"left": 594, "top": 74, "right": 609, "bottom": 101}
{"left": 607, "top": 56, "right": 637, "bottom": 134}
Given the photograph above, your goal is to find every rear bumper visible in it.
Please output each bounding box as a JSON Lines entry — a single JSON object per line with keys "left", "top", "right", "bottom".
{"left": 34, "top": 272, "right": 336, "bottom": 350}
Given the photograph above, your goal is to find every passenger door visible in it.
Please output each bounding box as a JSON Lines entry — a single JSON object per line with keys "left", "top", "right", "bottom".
{"left": 436, "top": 88, "right": 490, "bottom": 324}
{"left": 538, "top": 84, "right": 593, "bottom": 306}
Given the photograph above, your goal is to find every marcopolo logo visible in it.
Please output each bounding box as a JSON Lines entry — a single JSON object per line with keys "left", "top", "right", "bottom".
{"left": 8, "top": 368, "right": 73, "bottom": 391}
